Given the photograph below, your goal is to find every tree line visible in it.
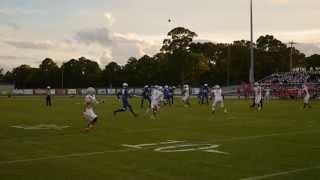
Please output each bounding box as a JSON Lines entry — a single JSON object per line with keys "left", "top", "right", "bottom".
{"left": 0, "top": 27, "right": 319, "bottom": 89}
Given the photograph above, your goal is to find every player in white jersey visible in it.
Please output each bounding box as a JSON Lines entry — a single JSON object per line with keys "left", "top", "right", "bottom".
{"left": 211, "top": 85, "right": 227, "bottom": 114}
{"left": 182, "top": 84, "right": 190, "bottom": 107}
{"left": 264, "top": 86, "right": 271, "bottom": 103}
{"left": 83, "top": 87, "right": 100, "bottom": 132}
{"left": 302, "top": 84, "right": 311, "bottom": 108}
{"left": 253, "top": 82, "right": 263, "bottom": 111}
{"left": 150, "top": 86, "right": 164, "bottom": 119}
{"left": 46, "top": 86, "right": 52, "bottom": 107}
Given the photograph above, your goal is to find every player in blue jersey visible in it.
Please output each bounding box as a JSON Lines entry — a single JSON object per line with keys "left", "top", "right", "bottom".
{"left": 163, "top": 85, "right": 171, "bottom": 106}
{"left": 201, "top": 84, "right": 209, "bottom": 105}
{"left": 169, "top": 86, "right": 175, "bottom": 105}
{"left": 113, "top": 83, "right": 138, "bottom": 117}
{"left": 197, "top": 87, "right": 203, "bottom": 104}
{"left": 140, "top": 85, "right": 151, "bottom": 108}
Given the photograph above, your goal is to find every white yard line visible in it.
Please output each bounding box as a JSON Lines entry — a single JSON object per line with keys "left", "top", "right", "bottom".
{"left": 0, "top": 130, "right": 319, "bottom": 165}
{"left": 207, "top": 130, "right": 320, "bottom": 144}
{"left": 240, "top": 166, "right": 320, "bottom": 180}
{"left": 0, "top": 149, "right": 131, "bottom": 165}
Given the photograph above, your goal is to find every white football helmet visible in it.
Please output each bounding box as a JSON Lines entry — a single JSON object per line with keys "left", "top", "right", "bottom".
{"left": 87, "top": 87, "right": 96, "bottom": 95}
{"left": 122, "top": 83, "right": 128, "bottom": 87}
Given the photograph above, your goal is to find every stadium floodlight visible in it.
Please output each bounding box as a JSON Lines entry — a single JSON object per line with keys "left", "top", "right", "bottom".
{"left": 249, "top": 0, "right": 255, "bottom": 84}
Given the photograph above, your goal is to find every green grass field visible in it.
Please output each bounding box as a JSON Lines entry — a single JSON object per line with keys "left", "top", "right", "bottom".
{"left": 0, "top": 96, "right": 319, "bottom": 180}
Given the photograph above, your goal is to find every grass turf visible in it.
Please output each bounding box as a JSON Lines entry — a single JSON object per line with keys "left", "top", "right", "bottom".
{"left": 0, "top": 96, "right": 319, "bottom": 180}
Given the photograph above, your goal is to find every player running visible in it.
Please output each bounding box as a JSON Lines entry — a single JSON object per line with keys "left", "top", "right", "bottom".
{"left": 197, "top": 87, "right": 203, "bottom": 104}
{"left": 264, "top": 86, "right": 271, "bottom": 103}
{"left": 182, "top": 84, "right": 191, "bottom": 107}
{"left": 211, "top": 85, "right": 227, "bottom": 114}
{"left": 83, "top": 87, "right": 100, "bottom": 132}
{"left": 113, "top": 83, "right": 138, "bottom": 117}
{"left": 150, "top": 86, "right": 164, "bottom": 119}
{"left": 163, "top": 85, "right": 171, "bottom": 106}
{"left": 252, "top": 82, "right": 263, "bottom": 111}
{"left": 302, "top": 84, "right": 311, "bottom": 109}
{"left": 169, "top": 86, "right": 175, "bottom": 105}
{"left": 201, "top": 84, "right": 210, "bottom": 105}
{"left": 140, "top": 85, "right": 151, "bottom": 108}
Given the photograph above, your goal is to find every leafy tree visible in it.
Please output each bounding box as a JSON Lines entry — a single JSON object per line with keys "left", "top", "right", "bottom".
{"left": 0, "top": 68, "right": 3, "bottom": 82}
{"left": 2, "top": 27, "right": 312, "bottom": 88}
{"left": 306, "top": 54, "right": 320, "bottom": 70}
{"left": 161, "top": 27, "right": 198, "bottom": 85}
{"left": 103, "top": 62, "right": 122, "bottom": 87}
{"left": 256, "top": 35, "right": 305, "bottom": 79}
{"left": 123, "top": 57, "right": 139, "bottom": 85}
{"left": 78, "top": 57, "right": 101, "bottom": 87}
{"left": 12, "top": 65, "right": 37, "bottom": 88}
{"left": 39, "top": 58, "right": 60, "bottom": 88}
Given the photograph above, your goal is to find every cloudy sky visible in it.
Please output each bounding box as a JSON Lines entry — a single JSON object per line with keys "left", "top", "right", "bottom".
{"left": 0, "top": 0, "right": 320, "bottom": 70}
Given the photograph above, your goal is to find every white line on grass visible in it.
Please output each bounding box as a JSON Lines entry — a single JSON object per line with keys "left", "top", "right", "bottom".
{"left": 1, "top": 130, "right": 319, "bottom": 165}
{"left": 240, "top": 166, "right": 320, "bottom": 180}
{"left": 207, "top": 130, "right": 320, "bottom": 144}
{"left": 0, "top": 149, "right": 131, "bottom": 165}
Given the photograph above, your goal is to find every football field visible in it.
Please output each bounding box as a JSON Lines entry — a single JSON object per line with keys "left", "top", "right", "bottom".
{"left": 0, "top": 96, "right": 319, "bottom": 180}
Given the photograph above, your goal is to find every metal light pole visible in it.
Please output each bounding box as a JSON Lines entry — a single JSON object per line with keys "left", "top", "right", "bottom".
{"left": 288, "top": 41, "right": 296, "bottom": 71}
{"left": 61, "top": 62, "right": 64, "bottom": 89}
{"left": 249, "top": 0, "right": 255, "bottom": 84}
{"left": 227, "top": 44, "right": 231, "bottom": 86}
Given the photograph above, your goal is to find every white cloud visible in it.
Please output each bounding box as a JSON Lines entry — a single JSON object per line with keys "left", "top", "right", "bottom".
{"left": 0, "top": 55, "right": 39, "bottom": 71}
{"left": 0, "top": 8, "right": 41, "bottom": 16}
{"left": 99, "top": 49, "right": 113, "bottom": 65}
{"left": 75, "top": 27, "right": 160, "bottom": 64}
{"left": 271, "top": 0, "right": 289, "bottom": 5}
{"left": 0, "top": 55, "right": 36, "bottom": 60}
{"left": 3, "top": 40, "right": 80, "bottom": 51}
{"left": 6, "top": 22, "right": 20, "bottom": 30}
{"left": 295, "top": 43, "right": 320, "bottom": 56}
{"left": 4, "top": 40, "right": 57, "bottom": 50}
{"left": 75, "top": 28, "right": 114, "bottom": 47}
{"left": 272, "top": 29, "right": 320, "bottom": 44}
{"left": 104, "top": 12, "right": 115, "bottom": 26}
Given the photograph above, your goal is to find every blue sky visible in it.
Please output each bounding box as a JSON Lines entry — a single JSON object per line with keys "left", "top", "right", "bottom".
{"left": 0, "top": 0, "right": 320, "bottom": 70}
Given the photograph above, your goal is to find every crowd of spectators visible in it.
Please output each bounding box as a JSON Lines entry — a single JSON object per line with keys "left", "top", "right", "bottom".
{"left": 260, "top": 71, "right": 320, "bottom": 84}
{"left": 235, "top": 71, "right": 320, "bottom": 99}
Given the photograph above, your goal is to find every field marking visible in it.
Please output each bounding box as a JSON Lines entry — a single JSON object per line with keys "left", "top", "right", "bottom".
{"left": 206, "top": 130, "right": 320, "bottom": 144}
{"left": 0, "top": 149, "right": 131, "bottom": 165}
{"left": 1, "top": 130, "right": 319, "bottom": 165}
{"left": 11, "top": 124, "right": 70, "bottom": 130}
{"left": 154, "top": 144, "right": 229, "bottom": 154}
{"left": 122, "top": 143, "right": 157, "bottom": 149}
{"left": 240, "top": 166, "right": 320, "bottom": 180}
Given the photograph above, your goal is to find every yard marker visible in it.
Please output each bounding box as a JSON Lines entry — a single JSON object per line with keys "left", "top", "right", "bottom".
{"left": 240, "top": 166, "right": 320, "bottom": 180}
